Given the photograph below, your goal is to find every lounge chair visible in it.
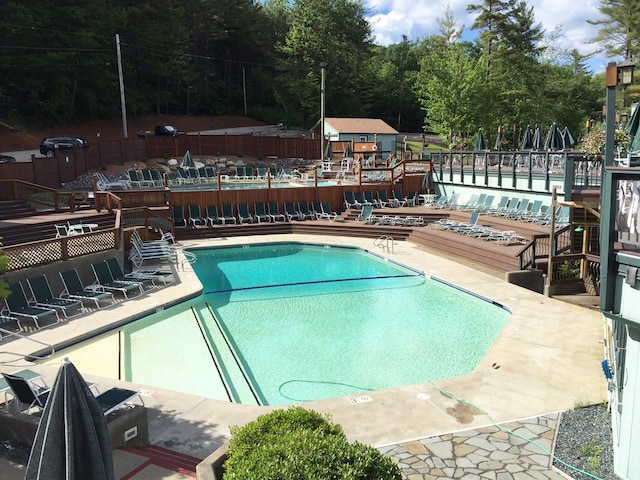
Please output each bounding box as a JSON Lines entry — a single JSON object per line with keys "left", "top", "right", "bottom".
{"left": 0, "top": 370, "right": 48, "bottom": 408}
{"left": 188, "top": 205, "right": 207, "bottom": 228}
{"left": 404, "top": 192, "right": 418, "bottom": 207}
{"left": 5, "top": 282, "right": 60, "bottom": 329}
{"left": 376, "top": 190, "right": 390, "bottom": 208}
{"left": 150, "top": 169, "right": 164, "bottom": 186}
{"left": 319, "top": 203, "right": 339, "bottom": 221}
{"left": 0, "top": 315, "right": 23, "bottom": 340}
{"left": 172, "top": 205, "right": 188, "bottom": 228}
{"left": 2, "top": 374, "right": 143, "bottom": 416}
{"left": 356, "top": 205, "right": 380, "bottom": 224}
{"left": 205, "top": 205, "right": 222, "bottom": 226}
{"left": 220, "top": 204, "right": 237, "bottom": 224}
{"left": 297, "top": 202, "right": 315, "bottom": 220}
{"left": 284, "top": 201, "right": 303, "bottom": 221}
{"left": 127, "top": 169, "right": 143, "bottom": 187}
{"left": 344, "top": 191, "right": 359, "bottom": 210}
{"left": 254, "top": 202, "right": 272, "bottom": 223}
{"left": 105, "top": 257, "right": 156, "bottom": 289}
{"left": 1, "top": 373, "right": 51, "bottom": 413}
{"left": 485, "top": 196, "right": 510, "bottom": 216}
{"left": 311, "top": 201, "right": 323, "bottom": 219}
{"left": 95, "top": 387, "right": 145, "bottom": 415}
{"left": 237, "top": 203, "right": 254, "bottom": 224}
{"left": 129, "top": 242, "right": 173, "bottom": 267}
{"left": 91, "top": 262, "right": 144, "bottom": 298}
{"left": 26, "top": 275, "right": 84, "bottom": 319}
{"left": 353, "top": 192, "right": 372, "bottom": 209}
{"left": 59, "top": 269, "right": 115, "bottom": 309}
{"left": 391, "top": 190, "right": 406, "bottom": 207}
{"left": 268, "top": 202, "right": 286, "bottom": 222}
{"left": 140, "top": 169, "right": 156, "bottom": 187}
{"left": 55, "top": 224, "right": 76, "bottom": 238}
{"left": 363, "top": 191, "right": 380, "bottom": 208}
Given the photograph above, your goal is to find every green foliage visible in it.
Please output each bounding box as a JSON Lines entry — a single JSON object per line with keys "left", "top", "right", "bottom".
{"left": 580, "top": 439, "right": 603, "bottom": 471}
{"left": 224, "top": 407, "right": 402, "bottom": 480}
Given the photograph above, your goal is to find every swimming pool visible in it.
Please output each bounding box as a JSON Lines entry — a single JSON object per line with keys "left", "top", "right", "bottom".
{"left": 42, "top": 243, "right": 510, "bottom": 406}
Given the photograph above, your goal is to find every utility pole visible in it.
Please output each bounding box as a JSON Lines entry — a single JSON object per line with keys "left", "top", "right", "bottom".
{"left": 116, "top": 34, "right": 128, "bottom": 138}
{"left": 320, "top": 62, "right": 327, "bottom": 161}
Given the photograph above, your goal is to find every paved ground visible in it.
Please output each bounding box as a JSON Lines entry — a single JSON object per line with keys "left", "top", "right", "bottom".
{"left": 0, "top": 232, "right": 606, "bottom": 478}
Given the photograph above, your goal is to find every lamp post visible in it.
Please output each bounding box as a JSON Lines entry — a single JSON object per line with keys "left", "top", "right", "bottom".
{"left": 545, "top": 185, "right": 558, "bottom": 297}
{"left": 604, "top": 60, "right": 635, "bottom": 166}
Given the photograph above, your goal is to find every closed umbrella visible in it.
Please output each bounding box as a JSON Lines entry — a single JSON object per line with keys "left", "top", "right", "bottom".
{"left": 474, "top": 128, "right": 486, "bottom": 150}
{"left": 520, "top": 125, "right": 533, "bottom": 150}
{"left": 544, "top": 123, "right": 565, "bottom": 151}
{"left": 343, "top": 142, "right": 353, "bottom": 159}
{"left": 26, "top": 359, "right": 114, "bottom": 480}
{"left": 494, "top": 125, "right": 506, "bottom": 150}
{"left": 181, "top": 150, "right": 195, "bottom": 168}
{"left": 324, "top": 142, "right": 333, "bottom": 160}
{"left": 532, "top": 125, "right": 543, "bottom": 150}
{"left": 562, "top": 126, "right": 576, "bottom": 148}
{"left": 421, "top": 167, "right": 434, "bottom": 193}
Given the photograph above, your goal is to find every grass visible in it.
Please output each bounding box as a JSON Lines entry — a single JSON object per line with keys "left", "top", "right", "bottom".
{"left": 580, "top": 439, "right": 603, "bottom": 471}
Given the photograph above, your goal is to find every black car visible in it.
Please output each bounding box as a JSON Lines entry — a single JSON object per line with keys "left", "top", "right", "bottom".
{"left": 39, "top": 136, "right": 89, "bottom": 157}
{"left": 0, "top": 154, "right": 16, "bottom": 163}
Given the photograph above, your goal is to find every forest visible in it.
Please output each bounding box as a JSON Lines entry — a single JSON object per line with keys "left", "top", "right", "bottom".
{"left": 1, "top": 0, "right": 639, "bottom": 145}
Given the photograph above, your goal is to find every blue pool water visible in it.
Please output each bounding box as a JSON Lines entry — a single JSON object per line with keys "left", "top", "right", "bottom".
{"left": 48, "top": 243, "right": 510, "bottom": 406}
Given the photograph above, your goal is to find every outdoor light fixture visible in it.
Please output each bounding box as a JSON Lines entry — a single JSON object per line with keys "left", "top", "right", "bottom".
{"left": 618, "top": 59, "right": 635, "bottom": 86}
{"left": 605, "top": 60, "right": 636, "bottom": 166}
{"left": 575, "top": 225, "right": 584, "bottom": 233}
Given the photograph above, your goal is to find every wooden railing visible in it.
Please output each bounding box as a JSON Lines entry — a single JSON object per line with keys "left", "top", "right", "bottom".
{"left": 0, "top": 179, "right": 78, "bottom": 212}
{"left": 517, "top": 224, "right": 572, "bottom": 270}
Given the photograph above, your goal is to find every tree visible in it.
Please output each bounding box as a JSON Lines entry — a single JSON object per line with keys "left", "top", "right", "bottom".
{"left": 369, "top": 38, "right": 423, "bottom": 132}
{"left": 588, "top": 0, "right": 640, "bottom": 61}
{"left": 274, "top": 0, "right": 374, "bottom": 128}
{"left": 414, "top": 39, "right": 488, "bottom": 137}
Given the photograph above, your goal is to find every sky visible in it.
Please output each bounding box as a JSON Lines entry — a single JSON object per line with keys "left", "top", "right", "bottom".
{"left": 363, "top": 0, "right": 611, "bottom": 73}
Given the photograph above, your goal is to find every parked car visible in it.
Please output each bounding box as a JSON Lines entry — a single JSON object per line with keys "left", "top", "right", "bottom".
{"left": 0, "top": 154, "right": 16, "bottom": 163}
{"left": 39, "top": 136, "right": 89, "bottom": 157}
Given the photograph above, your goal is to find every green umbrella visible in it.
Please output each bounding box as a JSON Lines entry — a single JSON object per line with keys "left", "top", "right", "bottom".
{"left": 544, "top": 123, "right": 565, "bottom": 151}
{"left": 520, "top": 125, "right": 533, "bottom": 150}
{"left": 26, "top": 359, "right": 114, "bottom": 480}
{"left": 474, "top": 129, "right": 486, "bottom": 150}
{"left": 532, "top": 125, "right": 543, "bottom": 150}
{"left": 561, "top": 126, "right": 576, "bottom": 148}
{"left": 494, "top": 125, "right": 506, "bottom": 150}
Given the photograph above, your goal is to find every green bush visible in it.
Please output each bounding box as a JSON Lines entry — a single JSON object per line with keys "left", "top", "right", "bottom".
{"left": 224, "top": 407, "right": 402, "bottom": 480}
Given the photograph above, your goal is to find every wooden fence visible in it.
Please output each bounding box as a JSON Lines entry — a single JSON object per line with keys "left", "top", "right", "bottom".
{"left": 0, "top": 134, "right": 321, "bottom": 189}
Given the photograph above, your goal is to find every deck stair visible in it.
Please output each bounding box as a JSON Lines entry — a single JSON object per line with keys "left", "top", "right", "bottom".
{"left": 0, "top": 200, "right": 38, "bottom": 220}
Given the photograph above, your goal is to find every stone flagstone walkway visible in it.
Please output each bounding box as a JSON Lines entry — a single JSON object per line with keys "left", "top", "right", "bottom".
{"left": 380, "top": 413, "right": 569, "bottom": 480}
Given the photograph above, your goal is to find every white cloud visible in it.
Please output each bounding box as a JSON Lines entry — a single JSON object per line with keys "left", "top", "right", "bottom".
{"left": 364, "top": 0, "right": 611, "bottom": 72}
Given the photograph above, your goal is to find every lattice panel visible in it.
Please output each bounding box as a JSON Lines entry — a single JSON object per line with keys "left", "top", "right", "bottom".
{"left": 6, "top": 241, "right": 63, "bottom": 271}
{"left": 67, "top": 231, "right": 116, "bottom": 256}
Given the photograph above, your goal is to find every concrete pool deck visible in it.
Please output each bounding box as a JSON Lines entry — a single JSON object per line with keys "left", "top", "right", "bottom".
{"left": 0, "top": 233, "right": 606, "bottom": 477}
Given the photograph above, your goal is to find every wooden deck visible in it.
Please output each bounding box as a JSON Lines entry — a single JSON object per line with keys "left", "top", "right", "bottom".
{"left": 171, "top": 205, "right": 550, "bottom": 275}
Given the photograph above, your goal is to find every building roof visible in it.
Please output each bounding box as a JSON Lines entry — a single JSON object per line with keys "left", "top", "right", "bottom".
{"left": 325, "top": 118, "right": 398, "bottom": 135}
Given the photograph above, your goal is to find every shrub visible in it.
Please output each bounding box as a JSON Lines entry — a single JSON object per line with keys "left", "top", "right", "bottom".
{"left": 224, "top": 407, "right": 402, "bottom": 480}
